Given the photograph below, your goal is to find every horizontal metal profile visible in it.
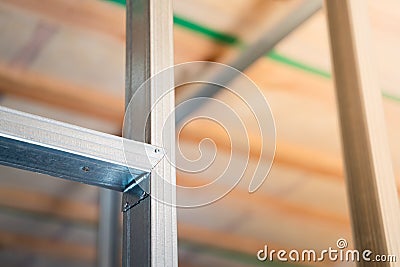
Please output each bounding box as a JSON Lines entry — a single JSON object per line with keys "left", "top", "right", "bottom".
{"left": 0, "top": 106, "right": 163, "bottom": 191}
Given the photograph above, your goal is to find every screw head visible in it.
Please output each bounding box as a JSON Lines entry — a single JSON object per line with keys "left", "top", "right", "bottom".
{"left": 82, "top": 166, "right": 90, "bottom": 172}
{"left": 154, "top": 148, "right": 160, "bottom": 153}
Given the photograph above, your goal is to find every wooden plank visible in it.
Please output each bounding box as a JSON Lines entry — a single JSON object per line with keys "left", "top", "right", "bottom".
{"left": 0, "top": 63, "right": 124, "bottom": 123}
{"left": 0, "top": 0, "right": 228, "bottom": 64}
{"left": 178, "top": 174, "right": 349, "bottom": 227}
{"left": 179, "top": 118, "right": 344, "bottom": 180}
{"left": 0, "top": 249, "right": 91, "bottom": 267}
{"left": 0, "top": 230, "right": 95, "bottom": 261}
{"left": 0, "top": 187, "right": 97, "bottom": 224}
{"left": 325, "top": 0, "right": 400, "bottom": 264}
{"left": 0, "top": 173, "right": 349, "bottom": 234}
{"left": 0, "top": 0, "right": 126, "bottom": 41}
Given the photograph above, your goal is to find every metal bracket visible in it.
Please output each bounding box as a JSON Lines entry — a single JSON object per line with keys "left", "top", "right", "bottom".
{"left": 122, "top": 173, "right": 150, "bottom": 212}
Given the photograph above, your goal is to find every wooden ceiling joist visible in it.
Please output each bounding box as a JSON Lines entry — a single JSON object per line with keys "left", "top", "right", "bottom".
{"left": 0, "top": 63, "right": 124, "bottom": 123}
{"left": 0, "top": 179, "right": 348, "bottom": 230}
{"left": 0, "top": 0, "right": 126, "bottom": 41}
{"left": 0, "top": 230, "right": 95, "bottom": 261}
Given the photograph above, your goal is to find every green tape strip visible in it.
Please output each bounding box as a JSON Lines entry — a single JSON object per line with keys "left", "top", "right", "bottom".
{"left": 104, "top": 0, "right": 238, "bottom": 44}
{"left": 173, "top": 16, "right": 239, "bottom": 45}
{"left": 104, "top": 0, "right": 400, "bottom": 102}
{"left": 107, "top": 0, "right": 126, "bottom": 6}
{"left": 383, "top": 92, "right": 400, "bottom": 103}
{"left": 266, "top": 51, "right": 400, "bottom": 102}
{"left": 267, "top": 51, "right": 331, "bottom": 78}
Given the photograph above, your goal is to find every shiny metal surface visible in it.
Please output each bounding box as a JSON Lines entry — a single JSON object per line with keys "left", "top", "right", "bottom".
{"left": 0, "top": 106, "right": 163, "bottom": 191}
{"left": 122, "top": 0, "right": 177, "bottom": 266}
{"left": 97, "top": 188, "right": 121, "bottom": 267}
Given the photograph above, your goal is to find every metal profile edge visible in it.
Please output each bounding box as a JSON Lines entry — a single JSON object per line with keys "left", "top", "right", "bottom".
{"left": 0, "top": 106, "right": 164, "bottom": 191}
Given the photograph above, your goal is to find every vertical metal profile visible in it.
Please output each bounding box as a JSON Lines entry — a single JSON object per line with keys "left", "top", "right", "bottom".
{"left": 325, "top": 0, "right": 400, "bottom": 265}
{"left": 97, "top": 189, "right": 121, "bottom": 267}
{"left": 123, "top": 0, "right": 177, "bottom": 266}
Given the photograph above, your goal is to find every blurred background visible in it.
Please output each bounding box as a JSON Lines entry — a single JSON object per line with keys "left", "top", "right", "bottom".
{"left": 0, "top": 0, "right": 399, "bottom": 266}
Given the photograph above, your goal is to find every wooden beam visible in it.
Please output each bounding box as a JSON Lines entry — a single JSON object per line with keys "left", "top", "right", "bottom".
{"left": 0, "top": 187, "right": 97, "bottom": 225}
{"left": 325, "top": 0, "right": 400, "bottom": 264}
{"left": 0, "top": 179, "right": 348, "bottom": 232}
{"left": 0, "top": 63, "right": 124, "bottom": 123}
{"left": 177, "top": 175, "right": 349, "bottom": 227}
{"left": 0, "top": 0, "right": 227, "bottom": 65}
{"left": 179, "top": 118, "right": 344, "bottom": 180}
{"left": 1, "top": 0, "right": 125, "bottom": 41}
{"left": 0, "top": 230, "right": 95, "bottom": 261}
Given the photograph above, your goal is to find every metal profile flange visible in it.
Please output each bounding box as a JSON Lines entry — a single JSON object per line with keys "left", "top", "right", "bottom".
{"left": 0, "top": 106, "right": 164, "bottom": 191}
